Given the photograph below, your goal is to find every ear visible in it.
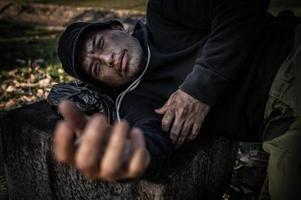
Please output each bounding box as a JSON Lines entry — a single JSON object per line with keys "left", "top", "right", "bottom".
{"left": 111, "top": 24, "right": 125, "bottom": 31}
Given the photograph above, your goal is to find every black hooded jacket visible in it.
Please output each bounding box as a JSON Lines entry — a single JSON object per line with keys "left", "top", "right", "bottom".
{"left": 118, "top": 0, "right": 299, "bottom": 176}
{"left": 57, "top": 0, "right": 298, "bottom": 178}
{"left": 134, "top": 0, "right": 297, "bottom": 141}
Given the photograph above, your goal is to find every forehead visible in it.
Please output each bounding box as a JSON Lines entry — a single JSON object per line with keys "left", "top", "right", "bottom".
{"left": 82, "top": 29, "right": 109, "bottom": 48}
{"left": 79, "top": 29, "right": 112, "bottom": 72}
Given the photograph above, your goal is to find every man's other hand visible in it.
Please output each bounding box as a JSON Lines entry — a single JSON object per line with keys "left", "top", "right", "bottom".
{"left": 54, "top": 100, "right": 150, "bottom": 181}
{"left": 155, "top": 89, "right": 210, "bottom": 148}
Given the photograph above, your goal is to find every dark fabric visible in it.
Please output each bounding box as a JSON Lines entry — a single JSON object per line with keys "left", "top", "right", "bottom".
{"left": 57, "top": 21, "right": 173, "bottom": 178}
{"left": 147, "top": 0, "right": 269, "bottom": 105}
{"left": 143, "top": 0, "right": 299, "bottom": 141}
{"left": 119, "top": 93, "right": 174, "bottom": 178}
{"left": 56, "top": 8, "right": 299, "bottom": 177}
{"left": 202, "top": 16, "right": 299, "bottom": 141}
{"left": 47, "top": 80, "right": 117, "bottom": 123}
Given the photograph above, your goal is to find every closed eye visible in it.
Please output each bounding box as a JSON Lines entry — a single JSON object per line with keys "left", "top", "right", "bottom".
{"left": 93, "top": 63, "right": 98, "bottom": 77}
{"left": 93, "top": 63, "right": 101, "bottom": 77}
{"left": 98, "top": 36, "right": 104, "bottom": 50}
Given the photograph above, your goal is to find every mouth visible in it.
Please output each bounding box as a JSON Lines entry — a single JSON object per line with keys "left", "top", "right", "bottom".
{"left": 117, "top": 50, "right": 128, "bottom": 76}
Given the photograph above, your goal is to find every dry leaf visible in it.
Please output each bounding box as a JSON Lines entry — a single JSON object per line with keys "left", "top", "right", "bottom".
{"left": 4, "top": 99, "right": 17, "bottom": 109}
{"left": 29, "top": 74, "right": 36, "bottom": 83}
{"left": 1, "top": 84, "right": 7, "bottom": 91}
{"left": 6, "top": 85, "right": 15, "bottom": 93}
{"left": 8, "top": 69, "right": 17, "bottom": 76}
{"left": 20, "top": 95, "right": 36, "bottom": 102}
{"left": 13, "top": 80, "right": 21, "bottom": 88}
{"left": 38, "top": 78, "right": 51, "bottom": 87}
{"left": 36, "top": 89, "right": 44, "bottom": 97}
{"left": 58, "top": 68, "right": 64, "bottom": 74}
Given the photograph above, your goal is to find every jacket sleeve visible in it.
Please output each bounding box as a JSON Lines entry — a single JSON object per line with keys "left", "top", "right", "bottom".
{"left": 133, "top": 118, "right": 173, "bottom": 178}
{"left": 120, "top": 96, "right": 173, "bottom": 179}
{"left": 180, "top": 0, "right": 269, "bottom": 105}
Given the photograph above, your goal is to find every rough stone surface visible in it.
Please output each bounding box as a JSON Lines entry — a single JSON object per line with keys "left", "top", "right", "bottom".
{"left": 0, "top": 101, "right": 237, "bottom": 200}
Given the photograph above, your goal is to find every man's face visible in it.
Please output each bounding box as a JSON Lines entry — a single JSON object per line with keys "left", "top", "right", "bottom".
{"left": 79, "top": 27, "right": 144, "bottom": 87}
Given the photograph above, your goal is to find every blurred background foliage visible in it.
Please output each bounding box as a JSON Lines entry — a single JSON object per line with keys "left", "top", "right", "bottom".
{"left": 0, "top": 19, "right": 72, "bottom": 109}
{"left": 4, "top": 0, "right": 147, "bottom": 11}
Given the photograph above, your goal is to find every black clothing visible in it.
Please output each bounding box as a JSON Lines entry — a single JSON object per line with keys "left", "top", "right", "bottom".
{"left": 142, "top": 0, "right": 298, "bottom": 141}
{"left": 57, "top": 1, "right": 298, "bottom": 177}
{"left": 147, "top": 0, "right": 269, "bottom": 105}
{"left": 121, "top": 3, "right": 298, "bottom": 176}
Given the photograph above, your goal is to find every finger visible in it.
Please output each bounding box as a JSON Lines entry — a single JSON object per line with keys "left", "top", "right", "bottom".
{"left": 155, "top": 99, "right": 171, "bottom": 114}
{"left": 169, "top": 114, "right": 184, "bottom": 145}
{"left": 170, "top": 107, "right": 189, "bottom": 145}
{"left": 54, "top": 121, "right": 75, "bottom": 164}
{"left": 161, "top": 109, "right": 175, "bottom": 132}
{"left": 175, "top": 121, "right": 192, "bottom": 147}
{"left": 59, "top": 100, "right": 87, "bottom": 136}
{"left": 188, "top": 123, "right": 201, "bottom": 141}
{"left": 100, "top": 121, "right": 129, "bottom": 180}
{"left": 75, "top": 114, "right": 108, "bottom": 178}
{"left": 127, "top": 128, "right": 150, "bottom": 179}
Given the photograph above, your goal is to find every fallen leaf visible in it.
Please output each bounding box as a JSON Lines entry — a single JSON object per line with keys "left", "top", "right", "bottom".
{"left": 6, "top": 85, "right": 15, "bottom": 93}
{"left": 38, "top": 78, "right": 51, "bottom": 87}
{"left": 1, "top": 84, "right": 7, "bottom": 91}
{"left": 58, "top": 68, "right": 64, "bottom": 74}
{"left": 13, "top": 80, "right": 21, "bottom": 87}
{"left": 4, "top": 99, "right": 16, "bottom": 109}
{"left": 36, "top": 89, "right": 44, "bottom": 97}
{"left": 29, "top": 74, "right": 36, "bottom": 83}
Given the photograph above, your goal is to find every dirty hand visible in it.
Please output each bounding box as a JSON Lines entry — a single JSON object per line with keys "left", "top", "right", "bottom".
{"left": 155, "top": 89, "right": 210, "bottom": 147}
{"left": 54, "top": 100, "right": 150, "bottom": 181}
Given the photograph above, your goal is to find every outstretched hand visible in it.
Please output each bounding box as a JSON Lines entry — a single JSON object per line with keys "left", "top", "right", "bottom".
{"left": 155, "top": 89, "right": 210, "bottom": 147}
{"left": 54, "top": 100, "right": 150, "bottom": 181}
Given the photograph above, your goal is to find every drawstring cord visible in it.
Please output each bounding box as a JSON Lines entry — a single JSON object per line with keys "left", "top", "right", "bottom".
{"left": 115, "top": 45, "right": 151, "bottom": 121}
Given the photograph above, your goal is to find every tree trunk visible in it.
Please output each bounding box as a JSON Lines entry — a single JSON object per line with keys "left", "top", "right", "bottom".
{"left": 0, "top": 101, "right": 237, "bottom": 200}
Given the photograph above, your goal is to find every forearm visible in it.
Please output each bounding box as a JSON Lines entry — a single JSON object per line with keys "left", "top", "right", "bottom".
{"left": 133, "top": 119, "right": 173, "bottom": 179}
{"left": 180, "top": 0, "right": 270, "bottom": 105}
{"left": 142, "top": 133, "right": 173, "bottom": 178}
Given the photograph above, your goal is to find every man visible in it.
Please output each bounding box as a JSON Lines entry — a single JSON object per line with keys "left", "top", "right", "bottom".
{"left": 56, "top": 19, "right": 173, "bottom": 181}
{"left": 56, "top": 1, "right": 300, "bottom": 199}
{"left": 144, "top": 2, "right": 301, "bottom": 198}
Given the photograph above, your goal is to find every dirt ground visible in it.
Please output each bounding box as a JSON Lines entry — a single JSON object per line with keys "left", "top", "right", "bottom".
{"left": 0, "top": 2, "right": 145, "bottom": 29}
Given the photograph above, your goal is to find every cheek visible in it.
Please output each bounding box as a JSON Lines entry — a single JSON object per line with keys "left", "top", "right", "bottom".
{"left": 100, "top": 68, "right": 126, "bottom": 86}
{"left": 100, "top": 68, "right": 117, "bottom": 81}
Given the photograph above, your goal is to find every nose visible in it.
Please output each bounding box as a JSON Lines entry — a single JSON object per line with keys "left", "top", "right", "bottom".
{"left": 87, "top": 51, "right": 115, "bottom": 67}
